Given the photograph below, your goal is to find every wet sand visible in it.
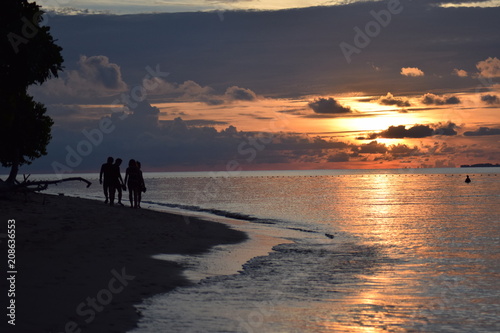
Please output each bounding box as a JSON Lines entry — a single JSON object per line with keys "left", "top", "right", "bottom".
{"left": 0, "top": 193, "right": 247, "bottom": 333}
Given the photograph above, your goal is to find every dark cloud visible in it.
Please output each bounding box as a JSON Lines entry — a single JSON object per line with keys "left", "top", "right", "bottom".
{"left": 481, "top": 94, "right": 500, "bottom": 105}
{"left": 130, "top": 100, "right": 160, "bottom": 117}
{"left": 327, "top": 152, "right": 350, "bottom": 162}
{"left": 463, "top": 127, "right": 500, "bottom": 136}
{"left": 308, "top": 98, "right": 353, "bottom": 114}
{"left": 357, "top": 141, "right": 388, "bottom": 154}
{"left": 380, "top": 125, "right": 433, "bottom": 138}
{"left": 421, "top": 93, "right": 461, "bottom": 105}
{"left": 47, "top": 104, "right": 83, "bottom": 117}
{"left": 142, "top": 78, "right": 214, "bottom": 101}
{"left": 389, "top": 144, "right": 420, "bottom": 157}
{"left": 225, "top": 86, "right": 258, "bottom": 101}
{"left": 141, "top": 78, "right": 258, "bottom": 104}
{"left": 25, "top": 108, "right": 357, "bottom": 173}
{"left": 359, "top": 122, "right": 458, "bottom": 139}
{"left": 80, "top": 55, "right": 126, "bottom": 90}
{"left": 433, "top": 122, "right": 459, "bottom": 136}
{"left": 180, "top": 119, "right": 229, "bottom": 127}
{"left": 29, "top": 55, "right": 128, "bottom": 102}
{"left": 375, "top": 93, "right": 411, "bottom": 107}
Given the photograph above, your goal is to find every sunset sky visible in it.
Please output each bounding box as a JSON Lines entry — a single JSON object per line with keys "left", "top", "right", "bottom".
{"left": 12, "top": 0, "right": 500, "bottom": 174}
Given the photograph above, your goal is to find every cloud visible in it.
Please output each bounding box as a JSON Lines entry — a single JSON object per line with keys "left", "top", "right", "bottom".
{"left": 143, "top": 77, "right": 214, "bottom": 100}
{"left": 357, "top": 141, "right": 388, "bottom": 154}
{"left": 476, "top": 57, "right": 500, "bottom": 78}
{"left": 31, "top": 4, "right": 500, "bottom": 100}
{"left": 327, "top": 152, "right": 350, "bottom": 162}
{"left": 178, "top": 80, "right": 215, "bottom": 99}
{"left": 421, "top": 93, "right": 461, "bottom": 105}
{"left": 481, "top": 94, "right": 500, "bottom": 105}
{"left": 452, "top": 68, "right": 468, "bottom": 77}
{"left": 78, "top": 56, "right": 127, "bottom": 90}
{"left": 389, "top": 143, "right": 420, "bottom": 157}
{"left": 142, "top": 78, "right": 257, "bottom": 104}
{"left": 13, "top": 4, "right": 500, "bottom": 173}
{"left": 433, "top": 122, "right": 459, "bottom": 136}
{"left": 224, "top": 86, "right": 258, "bottom": 101}
{"left": 29, "top": 55, "right": 128, "bottom": 101}
{"left": 463, "top": 127, "right": 500, "bottom": 136}
{"left": 400, "top": 67, "right": 424, "bottom": 77}
{"left": 376, "top": 92, "right": 411, "bottom": 107}
{"left": 308, "top": 97, "right": 353, "bottom": 114}
{"left": 359, "top": 122, "right": 458, "bottom": 139}
{"left": 380, "top": 124, "right": 434, "bottom": 138}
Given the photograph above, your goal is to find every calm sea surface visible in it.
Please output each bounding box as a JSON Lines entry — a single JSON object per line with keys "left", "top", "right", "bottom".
{"left": 40, "top": 168, "right": 500, "bottom": 332}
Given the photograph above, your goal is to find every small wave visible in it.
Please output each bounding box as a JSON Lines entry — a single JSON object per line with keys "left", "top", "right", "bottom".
{"left": 142, "top": 200, "right": 335, "bottom": 238}
{"left": 143, "top": 200, "right": 259, "bottom": 222}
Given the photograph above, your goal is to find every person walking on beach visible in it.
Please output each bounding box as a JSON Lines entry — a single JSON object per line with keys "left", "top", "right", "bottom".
{"left": 109, "top": 158, "right": 125, "bottom": 206}
{"left": 465, "top": 175, "right": 471, "bottom": 183}
{"left": 99, "top": 156, "right": 114, "bottom": 204}
{"left": 124, "top": 159, "right": 141, "bottom": 208}
{"left": 136, "top": 161, "right": 146, "bottom": 209}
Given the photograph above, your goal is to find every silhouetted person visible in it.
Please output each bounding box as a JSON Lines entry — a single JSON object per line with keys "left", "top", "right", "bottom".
{"left": 99, "top": 156, "right": 114, "bottom": 204}
{"left": 465, "top": 175, "right": 471, "bottom": 183}
{"left": 124, "top": 159, "right": 141, "bottom": 208}
{"left": 109, "top": 158, "right": 125, "bottom": 206}
{"left": 137, "top": 161, "right": 146, "bottom": 208}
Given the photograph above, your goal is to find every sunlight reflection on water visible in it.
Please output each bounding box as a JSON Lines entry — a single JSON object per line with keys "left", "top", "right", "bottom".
{"left": 40, "top": 169, "right": 500, "bottom": 332}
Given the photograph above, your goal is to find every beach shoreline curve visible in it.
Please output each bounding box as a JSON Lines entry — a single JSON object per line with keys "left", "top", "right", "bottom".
{"left": 0, "top": 193, "right": 247, "bottom": 333}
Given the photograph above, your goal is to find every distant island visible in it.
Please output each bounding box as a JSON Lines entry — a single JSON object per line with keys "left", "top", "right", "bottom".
{"left": 461, "top": 163, "right": 500, "bottom": 168}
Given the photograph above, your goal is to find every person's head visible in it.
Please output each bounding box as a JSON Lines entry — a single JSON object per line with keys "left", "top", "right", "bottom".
{"left": 107, "top": 156, "right": 114, "bottom": 164}
{"left": 137, "top": 161, "right": 141, "bottom": 169}
{"left": 115, "top": 158, "right": 122, "bottom": 166}
{"left": 129, "top": 159, "right": 136, "bottom": 167}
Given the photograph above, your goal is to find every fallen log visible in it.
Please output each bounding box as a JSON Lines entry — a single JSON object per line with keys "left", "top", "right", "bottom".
{"left": 1, "top": 176, "right": 92, "bottom": 193}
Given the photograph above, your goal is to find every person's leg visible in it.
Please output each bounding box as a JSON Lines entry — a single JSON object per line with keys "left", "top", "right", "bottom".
{"left": 117, "top": 186, "right": 123, "bottom": 205}
{"left": 128, "top": 187, "right": 133, "bottom": 207}
{"left": 133, "top": 189, "right": 139, "bottom": 208}
{"left": 109, "top": 185, "right": 116, "bottom": 206}
{"left": 103, "top": 182, "right": 109, "bottom": 203}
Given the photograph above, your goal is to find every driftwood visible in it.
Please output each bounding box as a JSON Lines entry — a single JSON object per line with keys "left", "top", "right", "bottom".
{"left": 0, "top": 175, "right": 92, "bottom": 193}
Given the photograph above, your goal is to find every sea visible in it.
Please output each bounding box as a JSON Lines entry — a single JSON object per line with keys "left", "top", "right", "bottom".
{"left": 38, "top": 167, "right": 500, "bottom": 332}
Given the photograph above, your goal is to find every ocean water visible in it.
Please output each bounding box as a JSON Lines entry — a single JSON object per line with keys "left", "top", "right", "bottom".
{"left": 40, "top": 168, "right": 500, "bottom": 332}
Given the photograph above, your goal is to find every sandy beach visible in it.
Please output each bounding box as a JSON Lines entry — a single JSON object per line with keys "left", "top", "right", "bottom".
{"left": 0, "top": 192, "right": 247, "bottom": 333}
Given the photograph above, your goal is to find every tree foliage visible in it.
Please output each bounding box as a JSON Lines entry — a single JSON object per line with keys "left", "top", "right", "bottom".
{"left": 2, "top": 0, "right": 63, "bottom": 90}
{"left": 0, "top": 93, "right": 53, "bottom": 168}
{"left": 1, "top": 0, "right": 64, "bottom": 183}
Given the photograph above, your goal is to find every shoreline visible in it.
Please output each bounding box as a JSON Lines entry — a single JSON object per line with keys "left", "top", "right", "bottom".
{"left": 0, "top": 193, "right": 248, "bottom": 333}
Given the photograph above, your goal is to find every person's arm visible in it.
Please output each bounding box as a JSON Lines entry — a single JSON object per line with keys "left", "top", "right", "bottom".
{"left": 124, "top": 169, "right": 129, "bottom": 185}
{"left": 118, "top": 169, "right": 124, "bottom": 185}
{"left": 140, "top": 171, "right": 145, "bottom": 187}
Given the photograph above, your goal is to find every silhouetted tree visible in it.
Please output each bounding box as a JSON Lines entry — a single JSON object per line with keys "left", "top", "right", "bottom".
{"left": 1, "top": 0, "right": 63, "bottom": 183}
{"left": 0, "top": 93, "right": 53, "bottom": 182}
